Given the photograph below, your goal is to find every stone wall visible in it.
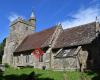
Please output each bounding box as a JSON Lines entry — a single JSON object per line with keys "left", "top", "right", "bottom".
{"left": 51, "top": 48, "right": 79, "bottom": 71}
{"left": 53, "top": 57, "right": 78, "bottom": 71}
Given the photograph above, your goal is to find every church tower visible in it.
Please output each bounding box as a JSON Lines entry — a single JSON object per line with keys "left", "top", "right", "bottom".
{"left": 2, "top": 11, "right": 36, "bottom": 66}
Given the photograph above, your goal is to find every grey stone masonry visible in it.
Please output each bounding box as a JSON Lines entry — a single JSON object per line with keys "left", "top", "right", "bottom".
{"left": 2, "top": 12, "right": 36, "bottom": 66}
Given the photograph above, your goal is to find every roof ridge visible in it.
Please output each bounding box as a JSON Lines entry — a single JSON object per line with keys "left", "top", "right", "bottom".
{"left": 14, "top": 25, "right": 58, "bottom": 53}
{"left": 63, "top": 21, "right": 96, "bottom": 31}
{"left": 54, "top": 21, "right": 96, "bottom": 48}
{"left": 28, "top": 25, "right": 57, "bottom": 36}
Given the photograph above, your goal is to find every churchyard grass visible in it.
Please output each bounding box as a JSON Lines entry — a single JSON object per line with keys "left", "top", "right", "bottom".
{"left": 0, "top": 67, "right": 95, "bottom": 80}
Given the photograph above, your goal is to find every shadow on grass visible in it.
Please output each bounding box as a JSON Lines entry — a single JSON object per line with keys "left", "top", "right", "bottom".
{"left": 0, "top": 71, "right": 54, "bottom": 80}
{"left": 86, "top": 70, "right": 100, "bottom": 80}
{"left": 91, "top": 70, "right": 100, "bottom": 80}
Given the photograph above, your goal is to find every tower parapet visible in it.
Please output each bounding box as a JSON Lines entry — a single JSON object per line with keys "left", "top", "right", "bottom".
{"left": 10, "top": 16, "right": 35, "bottom": 27}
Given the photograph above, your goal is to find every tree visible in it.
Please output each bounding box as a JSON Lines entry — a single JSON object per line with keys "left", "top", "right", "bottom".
{"left": 0, "top": 38, "right": 6, "bottom": 63}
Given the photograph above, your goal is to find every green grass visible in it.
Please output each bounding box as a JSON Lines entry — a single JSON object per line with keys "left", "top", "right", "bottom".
{"left": 4, "top": 67, "right": 34, "bottom": 75}
{"left": 1, "top": 67, "right": 96, "bottom": 80}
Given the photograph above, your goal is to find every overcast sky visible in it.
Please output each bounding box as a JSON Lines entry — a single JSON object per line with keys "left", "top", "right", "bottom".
{"left": 0, "top": 0, "right": 100, "bottom": 42}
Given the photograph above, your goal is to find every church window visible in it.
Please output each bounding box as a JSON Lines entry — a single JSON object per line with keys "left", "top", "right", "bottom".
{"left": 17, "top": 56, "right": 19, "bottom": 63}
{"left": 39, "top": 55, "right": 43, "bottom": 62}
{"left": 26, "top": 55, "right": 29, "bottom": 63}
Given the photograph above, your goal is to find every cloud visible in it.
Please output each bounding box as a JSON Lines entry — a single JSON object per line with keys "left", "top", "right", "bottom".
{"left": 8, "top": 13, "right": 24, "bottom": 22}
{"left": 62, "top": 6, "right": 100, "bottom": 29}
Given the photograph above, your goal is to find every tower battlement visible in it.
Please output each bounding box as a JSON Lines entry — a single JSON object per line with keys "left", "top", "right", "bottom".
{"left": 10, "top": 17, "right": 35, "bottom": 27}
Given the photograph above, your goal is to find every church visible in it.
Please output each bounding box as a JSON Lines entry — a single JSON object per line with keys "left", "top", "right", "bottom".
{"left": 2, "top": 11, "right": 100, "bottom": 71}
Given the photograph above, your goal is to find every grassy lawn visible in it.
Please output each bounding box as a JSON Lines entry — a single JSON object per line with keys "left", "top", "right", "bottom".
{"left": 0, "top": 67, "right": 97, "bottom": 80}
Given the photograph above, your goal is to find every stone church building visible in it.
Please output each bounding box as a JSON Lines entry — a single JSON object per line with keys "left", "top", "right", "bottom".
{"left": 2, "top": 12, "right": 100, "bottom": 71}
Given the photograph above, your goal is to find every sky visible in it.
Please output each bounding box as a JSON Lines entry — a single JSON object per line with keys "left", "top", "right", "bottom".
{"left": 0, "top": 0, "right": 100, "bottom": 42}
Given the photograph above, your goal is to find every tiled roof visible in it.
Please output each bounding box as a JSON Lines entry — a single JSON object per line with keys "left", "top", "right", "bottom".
{"left": 54, "top": 22, "right": 96, "bottom": 48}
{"left": 14, "top": 26, "right": 57, "bottom": 53}
{"left": 14, "top": 22, "right": 97, "bottom": 53}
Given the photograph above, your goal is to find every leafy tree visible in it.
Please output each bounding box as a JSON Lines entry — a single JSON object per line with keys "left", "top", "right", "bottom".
{"left": 0, "top": 38, "right": 6, "bottom": 63}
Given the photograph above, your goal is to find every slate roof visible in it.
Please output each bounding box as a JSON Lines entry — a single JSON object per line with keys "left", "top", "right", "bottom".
{"left": 54, "top": 22, "right": 97, "bottom": 48}
{"left": 14, "top": 26, "right": 57, "bottom": 53}
{"left": 14, "top": 22, "right": 97, "bottom": 53}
